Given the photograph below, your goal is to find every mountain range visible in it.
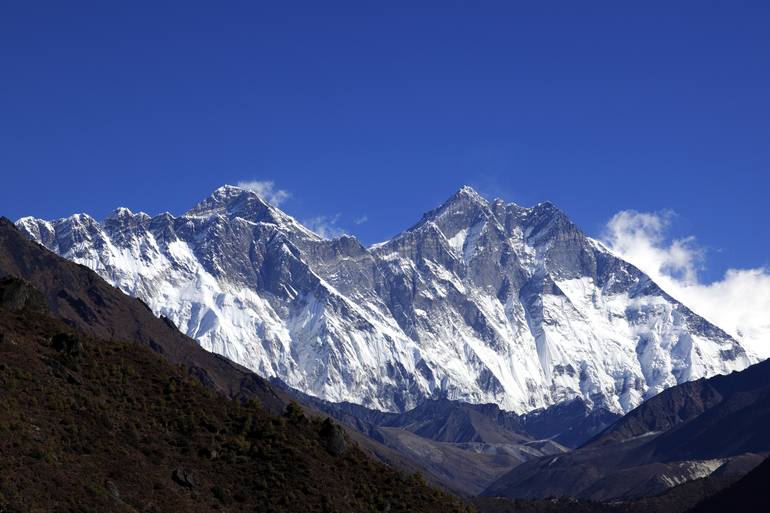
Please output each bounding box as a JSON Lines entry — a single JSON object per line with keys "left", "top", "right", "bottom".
{"left": 17, "top": 185, "right": 754, "bottom": 416}
{"left": 2, "top": 203, "right": 767, "bottom": 511}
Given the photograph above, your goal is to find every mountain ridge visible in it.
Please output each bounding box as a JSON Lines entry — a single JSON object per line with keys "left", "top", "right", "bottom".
{"left": 16, "top": 185, "right": 753, "bottom": 414}
{"left": 482, "top": 357, "right": 770, "bottom": 501}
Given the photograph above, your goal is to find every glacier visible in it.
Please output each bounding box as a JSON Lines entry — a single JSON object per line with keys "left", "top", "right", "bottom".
{"left": 16, "top": 185, "right": 753, "bottom": 413}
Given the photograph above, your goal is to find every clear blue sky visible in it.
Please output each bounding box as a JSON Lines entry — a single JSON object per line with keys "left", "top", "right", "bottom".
{"left": 2, "top": 1, "right": 768, "bottom": 281}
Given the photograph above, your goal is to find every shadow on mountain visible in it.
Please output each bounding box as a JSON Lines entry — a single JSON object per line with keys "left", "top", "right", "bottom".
{"left": 276, "top": 381, "right": 619, "bottom": 494}
{"left": 483, "top": 355, "right": 770, "bottom": 502}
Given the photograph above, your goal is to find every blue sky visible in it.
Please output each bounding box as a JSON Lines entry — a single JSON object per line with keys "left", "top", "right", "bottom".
{"left": 1, "top": 1, "right": 769, "bottom": 282}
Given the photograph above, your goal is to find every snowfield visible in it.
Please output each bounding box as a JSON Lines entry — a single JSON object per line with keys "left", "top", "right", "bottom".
{"left": 17, "top": 185, "right": 754, "bottom": 413}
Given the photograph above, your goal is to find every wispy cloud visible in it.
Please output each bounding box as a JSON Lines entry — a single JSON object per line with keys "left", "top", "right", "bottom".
{"left": 303, "top": 213, "right": 347, "bottom": 239}
{"left": 235, "top": 179, "right": 354, "bottom": 239}
{"left": 236, "top": 180, "right": 291, "bottom": 207}
{"left": 603, "top": 210, "right": 770, "bottom": 360}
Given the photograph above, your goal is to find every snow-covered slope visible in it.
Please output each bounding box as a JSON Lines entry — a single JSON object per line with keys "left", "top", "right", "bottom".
{"left": 16, "top": 185, "right": 753, "bottom": 413}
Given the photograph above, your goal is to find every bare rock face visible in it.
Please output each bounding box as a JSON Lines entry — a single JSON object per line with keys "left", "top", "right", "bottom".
{"left": 15, "top": 186, "right": 753, "bottom": 415}
{"left": 172, "top": 467, "right": 196, "bottom": 489}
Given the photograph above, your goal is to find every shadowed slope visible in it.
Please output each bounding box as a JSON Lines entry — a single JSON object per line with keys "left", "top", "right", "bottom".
{"left": 483, "top": 358, "right": 770, "bottom": 501}
{"left": 0, "top": 284, "right": 469, "bottom": 513}
{"left": 686, "top": 456, "right": 770, "bottom": 512}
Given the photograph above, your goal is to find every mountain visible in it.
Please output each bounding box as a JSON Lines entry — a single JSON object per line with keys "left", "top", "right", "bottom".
{"left": 0, "top": 277, "right": 468, "bottom": 513}
{"left": 519, "top": 398, "right": 621, "bottom": 448}
{"left": 275, "top": 389, "right": 572, "bottom": 495}
{"left": 16, "top": 185, "right": 752, "bottom": 414}
{"left": 274, "top": 389, "right": 619, "bottom": 495}
{"left": 686, "top": 456, "right": 769, "bottom": 512}
{"left": 482, "top": 356, "right": 770, "bottom": 501}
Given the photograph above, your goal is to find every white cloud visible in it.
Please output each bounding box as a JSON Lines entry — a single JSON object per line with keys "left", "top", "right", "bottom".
{"left": 236, "top": 180, "right": 291, "bottom": 206}
{"left": 235, "top": 180, "right": 352, "bottom": 239}
{"left": 303, "top": 213, "right": 347, "bottom": 239}
{"left": 603, "top": 210, "right": 770, "bottom": 360}
{"left": 353, "top": 215, "right": 368, "bottom": 225}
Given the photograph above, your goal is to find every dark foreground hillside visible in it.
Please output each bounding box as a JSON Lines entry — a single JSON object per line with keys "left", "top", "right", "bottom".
{"left": 472, "top": 471, "right": 741, "bottom": 513}
{"left": 0, "top": 283, "right": 469, "bottom": 513}
{"left": 687, "top": 455, "right": 770, "bottom": 512}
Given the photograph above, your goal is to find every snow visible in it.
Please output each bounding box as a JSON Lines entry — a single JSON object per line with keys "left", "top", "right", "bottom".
{"left": 657, "top": 459, "right": 726, "bottom": 488}
{"left": 15, "top": 185, "right": 754, "bottom": 414}
{"left": 447, "top": 228, "right": 468, "bottom": 256}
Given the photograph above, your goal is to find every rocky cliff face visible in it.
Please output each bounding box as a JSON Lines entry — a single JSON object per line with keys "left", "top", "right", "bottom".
{"left": 16, "top": 185, "right": 752, "bottom": 413}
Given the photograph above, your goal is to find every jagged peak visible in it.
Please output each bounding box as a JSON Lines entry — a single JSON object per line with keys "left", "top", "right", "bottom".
{"left": 110, "top": 206, "right": 134, "bottom": 217}
{"left": 412, "top": 186, "right": 491, "bottom": 226}
{"left": 184, "top": 185, "right": 322, "bottom": 241}
{"left": 105, "top": 207, "right": 150, "bottom": 223}
{"left": 185, "top": 185, "right": 270, "bottom": 218}
{"left": 153, "top": 211, "right": 175, "bottom": 221}
{"left": 215, "top": 184, "right": 245, "bottom": 193}
{"left": 212, "top": 184, "right": 260, "bottom": 202}
{"left": 60, "top": 212, "right": 99, "bottom": 225}
{"left": 378, "top": 186, "right": 501, "bottom": 250}
{"left": 451, "top": 185, "right": 488, "bottom": 205}
{"left": 16, "top": 215, "right": 49, "bottom": 228}
{"left": 527, "top": 200, "right": 572, "bottom": 224}
{"left": 532, "top": 200, "right": 559, "bottom": 210}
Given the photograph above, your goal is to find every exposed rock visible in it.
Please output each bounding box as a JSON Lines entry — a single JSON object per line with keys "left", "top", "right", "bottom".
{"left": 172, "top": 467, "right": 196, "bottom": 489}
{"left": 104, "top": 479, "right": 122, "bottom": 503}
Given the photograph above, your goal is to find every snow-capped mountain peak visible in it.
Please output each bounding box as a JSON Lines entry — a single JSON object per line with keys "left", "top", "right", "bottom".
{"left": 185, "top": 185, "right": 270, "bottom": 218}
{"left": 185, "top": 184, "right": 321, "bottom": 241}
{"left": 105, "top": 206, "right": 148, "bottom": 221}
{"left": 16, "top": 185, "right": 754, "bottom": 414}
